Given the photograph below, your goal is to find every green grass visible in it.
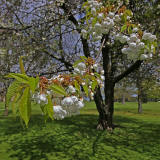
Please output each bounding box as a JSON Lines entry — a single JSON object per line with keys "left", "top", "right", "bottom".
{"left": 0, "top": 101, "right": 160, "bottom": 160}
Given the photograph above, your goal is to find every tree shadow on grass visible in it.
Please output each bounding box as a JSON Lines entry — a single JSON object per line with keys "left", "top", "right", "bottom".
{"left": 0, "top": 114, "right": 160, "bottom": 160}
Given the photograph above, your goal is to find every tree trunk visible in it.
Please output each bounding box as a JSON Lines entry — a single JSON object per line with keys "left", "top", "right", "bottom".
{"left": 94, "top": 85, "right": 114, "bottom": 130}
{"left": 4, "top": 107, "right": 8, "bottom": 116}
{"left": 93, "top": 36, "right": 115, "bottom": 130}
{"left": 122, "top": 94, "right": 125, "bottom": 104}
{"left": 137, "top": 72, "right": 143, "bottom": 114}
{"left": 93, "top": 35, "right": 142, "bottom": 130}
{"left": 138, "top": 93, "right": 142, "bottom": 113}
{"left": 4, "top": 95, "right": 8, "bottom": 116}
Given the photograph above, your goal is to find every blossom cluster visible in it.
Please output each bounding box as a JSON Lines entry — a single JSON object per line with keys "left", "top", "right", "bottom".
{"left": 82, "top": 0, "right": 122, "bottom": 41}
{"left": 73, "top": 60, "right": 105, "bottom": 99}
{"left": 73, "top": 62, "right": 87, "bottom": 75}
{"left": 53, "top": 96, "right": 84, "bottom": 120}
{"left": 120, "top": 31, "right": 156, "bottom": 60}
{"left": 82, "top": 0, "right": 157, "bottom": 61}
{"left": 33, "top": 92, "right": 84, "bottom": 119}
{"left": 32, "top": 58, "right": 105, "bottom": 120}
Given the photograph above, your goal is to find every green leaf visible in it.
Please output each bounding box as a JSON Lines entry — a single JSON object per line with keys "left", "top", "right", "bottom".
{"left": 121, "top": 14, "right": 127, "bottom": 23}
{"left": 125, "top": 10, "right": 132, "bottom": 16}
{"left": 6, "top": 73, "right": 29, "bottom": 84}
{"left": 19, "top": 56, "right": 26, "bottom": 74}
{"left": 91, "top": 80, "right": 98, "bottom": 91}
{"left": 128, "top": 26, "right": 132, "bottom": 34}
{"left": 11, "top": 92, "right": 21, "bottom": 114}
{"left": 35, "top": 76, "right": 39, "bottom": 90}
{"left": 80, "top": 56, "right": 87, "bottom": 60}
{"left": 121, "top": 25, "right": 127, "bottom": 32}
{"left": 6, "top": 80, "right": 22, "bottom": 107}
{"left": 92, "top": 17, "right": 98, "bottom": 26}
{"left": 50, "top": 84, "right": 67, "bottom": 96}
{"left": 82, "top": 84, "right": 89, "bottom": 96}
{"left": 19, "top": 87, "right": 31, "bottom": 127}
{"left": 74, "top": 80, "right": 80, "bottom": 94}
{"left": 45, "top": 95, "right": 54, "bottom": 120}
{"left": 82, "top": 1, "right": 88, "bottom": 8}
{"left": 28, "top": 76, "right": 39, "bottom": 93}
{"left": 73, "top": 60, "right": 83, "bottom": 67}
{"left": 94, "top": 72, "right": 101, "bottom": 78}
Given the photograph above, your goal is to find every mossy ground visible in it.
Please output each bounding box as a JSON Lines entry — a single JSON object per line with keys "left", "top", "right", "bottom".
{"left": 0, "top": 102, "right": 160, "bottom": 160}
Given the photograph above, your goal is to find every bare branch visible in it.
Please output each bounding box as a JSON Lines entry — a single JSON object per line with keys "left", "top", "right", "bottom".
{"left": 114, "top": 60, "right": 143, "bottom": 83}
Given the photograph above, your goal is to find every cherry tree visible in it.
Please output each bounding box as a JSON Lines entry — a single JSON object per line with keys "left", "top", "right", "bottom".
{"left": 79, "top": 0, "right": 157, "bottom": 130}
{"left": 5, "top": 0, "right": 157, "bottom": 130}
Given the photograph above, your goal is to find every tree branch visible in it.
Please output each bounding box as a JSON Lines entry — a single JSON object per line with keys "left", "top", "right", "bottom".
{"left": 40, "top": 69, "right": 70, "bottom": 76}
{"left": 61, "top": 2, "right": 90, "bottom": 57}
{"left": 42, "top": 49, "right": 73, "bottom": 71}
{"left": 114, "top": 60, "right": 143, "bottom": 83}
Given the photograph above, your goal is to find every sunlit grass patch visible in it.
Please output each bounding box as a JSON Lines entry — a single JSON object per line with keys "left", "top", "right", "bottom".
{"left": 0, "top": 101, "right": 160, "bottom": 160}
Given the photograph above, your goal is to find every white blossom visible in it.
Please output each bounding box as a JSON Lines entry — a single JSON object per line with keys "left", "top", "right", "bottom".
{"left": 137, "top": 42, "right": 145, "bottom": 49}
{"left": 77, "top": 62, "right": 86, "bottom": 70}
{"left": 122, "top": 47, "right": 128, "bottom": 54}
{"left": 108, "top": 12, "right": 114, "bottom": 18}
{"left": 91, "top": 92, "right": 94, "bottom": 97}
{"left": 129, "top": 42, "right": 137, "bottom": 49}
{"left": 101, "top": 75, "right": 105, "bottom": 80}
{"left": 91, "top": 7, "right": 96, "bottom": 14}
{"left": 36, "top": 94, "right": 48, "bottom": 104}
{"left": 97, "top": 79, "right": 101, "bottom": 84}
{"left": 140, "top": 54, "right": 148, "bottom": 60}
{"left": 114, "top": 14, "right": 121, "bottom": 22}
{"left": 98, "top": 13, "right": 103, "bottom": 18}
{"left": 130, "top": 34, "right": 138, "bottom": 42}
{"left": 53, "top": 105, "right": 67, "bottom": 120}
{"left": 74, "top": 68, "right": 80, "bottom": 74}
{"left": 142, "top": 32, "right": 152, "bottom": 40}
{"left": 150, "top": 35, "right": 157, "bottom": 41}
{"left": 93, "top": 63, "right": 98, "bottom": 69}
{"left": 68, "top": 85, "right": 76, "bottom": 94}
{"left": 39, "top": 94, "right": 47, "bottom": 101}
{"left": 80, "top": 70, "right": 86, "bottom": 75}
{"left": 133, "top": 28, "right": 138, "bottom": 33}
{"left": 95, "top": 22, "right": 101, "bottom": 29}
{"left": 61, "top": 97, "right": 74, "bottom": 106}
{"left": 119, "top": 35, "right": 128, "bottom": 43}
{"left": 71, "top": 96, "right": 78, "bottom": 103}
{"left": 101, "top": 70, "right": 104, "bottom": 74}
{"left": 76, "top": 101, "right": 84, "bottom": 109}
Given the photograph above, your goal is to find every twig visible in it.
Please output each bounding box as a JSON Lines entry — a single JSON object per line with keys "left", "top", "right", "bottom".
{"left": 95, "top": 38, "right": 106, "bottom": 62}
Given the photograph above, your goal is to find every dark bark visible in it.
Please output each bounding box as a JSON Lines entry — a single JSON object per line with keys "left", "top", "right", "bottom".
{"left": 94, "top": 36, "right": 115, "bottom": 130}
{"left": 122, "top": 94, "right": 125, "bottom": 104}
{"left": 43, "top": 49, "right": 73, "bottom": 72}
{"left": 137, "top": 73, "right": 143, "bottom": 113}
{"left": 138, "top": 93, "right": 142, "bottom": 113}
{"left": 114, "top": 60, "right": 142, "bottom": 83}
{"left": 61, "top": 3, "right": 90, "bottom": 57}
{"left": 94, "top": 85, "right": 114, "bottom": 130}
{"left": 102, "top": 42, "right": 115, "bottom": 129}
{"left": 4, "top": 107, "right": 8, "bottom": 116}
{"left": 141, "top": 92, "right": 148, "bottom": 103}
{"left": 4, "top": 95, "right": 8, "bottom": 116}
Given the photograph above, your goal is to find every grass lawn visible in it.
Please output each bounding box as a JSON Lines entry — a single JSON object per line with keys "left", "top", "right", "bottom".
{"left": 0, "top": 101, "right": 160, "bottom": 160}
